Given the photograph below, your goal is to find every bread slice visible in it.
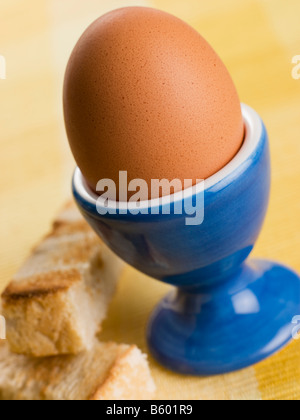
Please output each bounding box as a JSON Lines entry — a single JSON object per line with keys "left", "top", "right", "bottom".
{"left": 1, "top": 202, "right": 124, "bottom": 357}
{"left": 0, "top": 341, "right": 156, "bottom": 400}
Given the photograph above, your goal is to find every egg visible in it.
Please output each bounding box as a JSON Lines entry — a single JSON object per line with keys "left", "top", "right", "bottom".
{"left": 64, "top": 7, "right": 244, "bottom": 200}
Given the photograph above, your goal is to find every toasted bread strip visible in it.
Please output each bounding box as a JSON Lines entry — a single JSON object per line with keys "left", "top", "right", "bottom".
{"left": 1, "top": 202, "right": 124, "bottom": 357}
{"left": 0, "top": 341, "right": 156, "bottom": 400}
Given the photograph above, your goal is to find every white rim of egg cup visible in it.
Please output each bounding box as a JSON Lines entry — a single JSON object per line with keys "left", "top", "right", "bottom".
{"left": 73, "top": 104, "right": 263, "bottom": 211}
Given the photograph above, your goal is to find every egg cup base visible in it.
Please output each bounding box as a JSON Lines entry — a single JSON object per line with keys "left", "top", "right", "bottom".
{"left": 147, "top": 259, "right": 300, "bottom": 376}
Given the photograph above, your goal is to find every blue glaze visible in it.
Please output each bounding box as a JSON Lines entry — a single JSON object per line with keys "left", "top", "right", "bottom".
{"left": 73, "top": 105, "right": 300, "bottom": 375}
{"left": 148, "top": 260, "right": 300, "bottom": 375}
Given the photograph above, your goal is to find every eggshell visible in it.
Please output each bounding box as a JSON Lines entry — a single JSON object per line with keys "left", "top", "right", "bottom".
{"left": 64, "top": 7, "right": 244, "bottom": 199}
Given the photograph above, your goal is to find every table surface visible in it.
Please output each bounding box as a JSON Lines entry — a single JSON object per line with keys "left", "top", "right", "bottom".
{"left": 0, "top": 0, "right": 300, "bottom": 400}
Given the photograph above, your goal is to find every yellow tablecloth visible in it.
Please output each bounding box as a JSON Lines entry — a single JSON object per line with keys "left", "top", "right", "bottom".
{"left": 0, "top": 0, "right": 300, "bottom": 400}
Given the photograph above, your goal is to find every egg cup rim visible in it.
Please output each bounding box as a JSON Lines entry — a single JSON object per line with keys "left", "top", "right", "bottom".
{"left": 73, "top": 103, "right": 264, "bottom": 212}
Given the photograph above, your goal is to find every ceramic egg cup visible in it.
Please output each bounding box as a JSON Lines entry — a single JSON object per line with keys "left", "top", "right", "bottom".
{"left": 73, "top": 104, "right": 300, "bottom": 376}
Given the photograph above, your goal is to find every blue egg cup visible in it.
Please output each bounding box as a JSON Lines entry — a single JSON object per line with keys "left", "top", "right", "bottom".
{"left": 73, "top": 105, "right": 300, "bottom": 376}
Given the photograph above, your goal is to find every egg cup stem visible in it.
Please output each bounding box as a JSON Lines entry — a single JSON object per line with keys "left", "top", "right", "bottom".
{"left": 147, "top": 259, "right": 300, "bottom": 375}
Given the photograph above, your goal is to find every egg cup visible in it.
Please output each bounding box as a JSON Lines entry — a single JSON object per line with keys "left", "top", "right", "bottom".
{"left": 73, "top": 104, "right": 300, "bottom": 375}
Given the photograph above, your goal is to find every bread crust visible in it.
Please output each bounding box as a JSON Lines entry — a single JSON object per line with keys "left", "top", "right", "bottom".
{"left": 1, "top": 202, "right": 124, "bottom": 357}
{"left": 0, "top": 341, "right": 156, "bottom": 400}
{"left": 90, "top": 346, "right": 156, "bottom": 400}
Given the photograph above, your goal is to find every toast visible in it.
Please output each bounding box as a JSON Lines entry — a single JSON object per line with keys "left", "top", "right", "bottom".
{"left": 0, "top": 341, "right": 156, "bottom": 400}
{"left": 1, "top": 202, "right": 125, "bottom": 357}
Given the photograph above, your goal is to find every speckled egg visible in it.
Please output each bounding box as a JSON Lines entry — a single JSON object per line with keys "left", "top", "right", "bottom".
{"left": 64, "top": 7, "right": 244, "bottom": 199}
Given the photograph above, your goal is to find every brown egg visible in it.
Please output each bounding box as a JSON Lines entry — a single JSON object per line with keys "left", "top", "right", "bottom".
{"left": 64, "top": 7, "right": 244, "bottom": 200}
